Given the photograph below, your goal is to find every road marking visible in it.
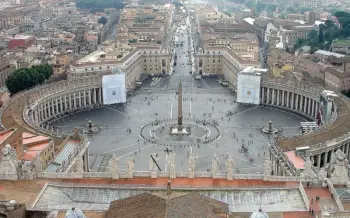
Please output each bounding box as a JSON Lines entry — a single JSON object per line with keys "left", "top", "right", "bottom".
{"left": 220, "top": 106, "right": 258, "bottom": 122}
{"left": 102, "top": 142, "right": 140, "bottom": 154}
{"left": 117, "top": 144, "right": 154, "bottom": 158}
{"left": 170, "top": 101, "right": 173, "bottom": 118}
{"left": 265, "top": 107, "right": 308, "bottom": 121}
{"left": 207, "top": 145, "right": 261, "bottom": 167}
{"left": 189, "top": 100, "right": 192, "bottom": 117}
{"left": 207, "top": 104, "right": 239, "bottom": 120}
{"left": 124, "top": 105, "right": 155, "bottom": 120}
{"left": 104, "top": 106, "right": 148, "bottom": 123}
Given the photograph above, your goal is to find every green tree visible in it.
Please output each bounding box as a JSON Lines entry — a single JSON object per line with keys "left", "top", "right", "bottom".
{"left": 300, "top": 7, "right": 312, "bottom": 14}
{"left": 5, "top": 64, "right": 53, "bottom": 94}
{"left": 266, "top": 4, "right": 277, "bottom": 13}
{"left": 279, "top": 14, "right": 286, "bottom": 19}
{"left": 256, "top": 2, "right": 267, "bottom": 13}
{"left": 308, "top": 30, "right": 318, "bottom": 40}
{"left": 318, "top": 28, "right": 324, "bottom": 43}
{"left": 98, "top": 16, "right": 108, "bottom": 25}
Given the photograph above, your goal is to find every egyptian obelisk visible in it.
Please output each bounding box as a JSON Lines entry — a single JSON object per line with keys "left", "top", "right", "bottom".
{"left": 178, "top": 80, "right": 183, "bottom": 130}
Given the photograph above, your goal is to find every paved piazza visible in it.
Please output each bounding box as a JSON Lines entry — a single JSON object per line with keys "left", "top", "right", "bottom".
{"left": 53, "top": 77, "right": 308, "bottom": 173}
{"left": 53, "top": 24, "right": 309, "bottom": 173}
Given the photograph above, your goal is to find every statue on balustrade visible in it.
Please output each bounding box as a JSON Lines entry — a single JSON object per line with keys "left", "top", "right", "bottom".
{"left": 226, "top": 156, "right": 234, "bottom": 180}
{"left": 212, "top": 154, "right": 220, "bottom": 176}
{"left": 109, "top": 154, "right": 119, "bottom": 179}
{"left": 126, "top": 156, "right": 135, "bottom": 178}
{"left": 300, "top": 156, "right": 313, "bottom": 179}
{"left": 74, "top": 156, "right": 84, "bottom": 173}
{"left": 0, "top": 144, "right": 20, "bottom": 180}
{"left": 188, "top": 152, "right": 196, "bottom": 178}
{"left": 325, "top": 150, "right": 350, "bottom": 185}
{"left": 167, "top": 152, "right": 176, "bottom": 178}
{"left": 263, "top": 156, "right": 272, "bottom": 176}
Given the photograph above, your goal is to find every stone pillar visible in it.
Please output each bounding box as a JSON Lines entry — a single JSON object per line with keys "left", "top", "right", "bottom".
{"left": 43, "top": 104, "right": 47, "bottom": 120}
{"left": 295, "top": 95, "right": 299, "bottom": 111}
{"left": 68, "top": 94, "right": 71, "bottom": 110}
{"left": 311, "top": 100, "right": 315, "bottom": 117}
{"left": 55, "top": 98, "right": 59, "bottom": 115}
{"left": 286, "top": 92, "right": 289, "bottom": 108}
{"left": 88, "top": 90, "right": 92, "bottom": 105}
{"left": 315, "top": 103, "right": 319, "bottom": 118}
{"left": 303, "top": 97, "right": 307, "bottom": 113}
{"left": 79, "top": 91, "right": 82, "bottom": 107}
{"left": 93, "top": 88, "right": 97, "bottom": 104}
{"left": 291, "top": 93, "right": 294, "bottom": 109}
{"left": 100, "top": 88, "right": 103, "bottom": 104}
{"left": 308, "top": 98, "right": 311, "bottom": 115}
{"left": 277, "top": 89, "right": 280, "bottom": 106}
{"left": 60, "top": 96, "right": 64, "bottom": 113}
{"left": 282, "top": 91, "right": 285, "bottom": 107}
{"left": 74, "top": 92, "right": 77, "bottom": 108}
{"left": 317, "top": 154, "right": 321, "bottom": 168}
{"left": 267, "top": 88, "right": 270, "bottom": 104}
{"left": 272, "top": 89, "right": 275, "bottom": 105}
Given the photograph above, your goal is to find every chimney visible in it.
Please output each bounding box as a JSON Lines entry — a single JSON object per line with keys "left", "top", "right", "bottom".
{"left": 167, "top": 180, "right": 171, "bottom": 195}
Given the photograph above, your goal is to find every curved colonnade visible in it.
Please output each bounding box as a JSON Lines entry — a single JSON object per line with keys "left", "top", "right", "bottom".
{"left": 1, "top": 76, "right": 350, "bottom": 174}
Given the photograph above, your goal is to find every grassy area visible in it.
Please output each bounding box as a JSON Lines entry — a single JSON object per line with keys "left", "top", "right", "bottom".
{"left": 333, "top": 39, "right": 350, "bottom": 44}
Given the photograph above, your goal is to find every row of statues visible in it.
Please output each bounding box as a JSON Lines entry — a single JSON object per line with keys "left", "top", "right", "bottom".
{"left": 108, "top": 152, "right": 237, "bottom": 179}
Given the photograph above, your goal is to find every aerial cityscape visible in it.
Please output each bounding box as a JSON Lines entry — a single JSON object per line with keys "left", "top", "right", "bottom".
{"left": 1, "top": 0, "right": 350, "bottom": 217}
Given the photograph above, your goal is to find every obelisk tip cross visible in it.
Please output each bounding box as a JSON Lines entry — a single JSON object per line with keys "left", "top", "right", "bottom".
{"left": 178, "top": 80, "right": 183, "bottom": 130}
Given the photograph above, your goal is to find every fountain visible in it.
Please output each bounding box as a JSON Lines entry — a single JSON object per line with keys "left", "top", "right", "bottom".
{"left": 83, "top": 120, "right": 100, "bottom": 135}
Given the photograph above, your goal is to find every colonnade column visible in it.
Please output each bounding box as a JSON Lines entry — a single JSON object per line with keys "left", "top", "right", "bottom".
{"left": 272, "top": 89, "right": 275, "bottom": 105}
{"left": 308, "top": 98, "right": 311, "bottom": 115}
{"left": 296, "top": 95, "right": 299, "bottom": 111}
{"left": 317, "top": 154, "right": 321, "bottom": 168}
{"left": 267, "top": 88, "right": 270, "bottom": 104}
{"left": 74, "top": 92, "right": 77, "bottom": 108}
{"left": 88, "top": 90, "right": 92, "bottom": 105}
{"left": 282, "top": 91, "right": 285, "bottom": 107}
{"left": 286, "top": 92, "right": 289, "bottom": 108}
{"left": 99, "top": 88, "right": 103, "bottom": 104}
{"left": 311, "top": 100, "right": 315, "bottom": 117}
{"left": 93, "top": 88, "right": 97, "bottom": 104}
{"left": 291, "top": 93, "right": 294, "bottom": 109}
{"left": 303, "top": 97, "right": 307, "bottom": 113}
{"left": 60, "top": 96, "right": 64, "bottom": 112}
{"left": 277, "top": 90, "right": 280, "bottom": 106}
{"left": 79, "top": 91, "right": 82, "bottom": 107}
{"left": 43, "top": 103, "right": 47, "bottom": 120}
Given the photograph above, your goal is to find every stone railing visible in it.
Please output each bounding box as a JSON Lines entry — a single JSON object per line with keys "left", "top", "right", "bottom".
{"left": 325, "top": 178, "right": 345, "bottom": 212}
{"left": 36, "top": 170, "right": 314, "bottom": 182}
{"left": 299, "top": 181, "right": 310, "bottom": 211}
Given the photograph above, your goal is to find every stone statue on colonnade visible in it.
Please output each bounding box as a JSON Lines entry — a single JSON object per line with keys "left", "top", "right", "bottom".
{"left": 109, "top": 154, "right": 119, "bottom": 179}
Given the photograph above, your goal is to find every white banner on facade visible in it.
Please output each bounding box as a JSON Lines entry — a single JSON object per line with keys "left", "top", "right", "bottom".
{"left": 237, "top": 73, "right": 261, "bottom": 105}
{"left": 102, "top": 74, "right": 126, "bottom": 105}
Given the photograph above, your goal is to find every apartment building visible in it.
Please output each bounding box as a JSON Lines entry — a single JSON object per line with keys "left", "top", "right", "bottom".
{"left": 331, "top": 40, "right": 350, "bottom": 55}
{"left": 194, "top": 47, "right": 259, "bottom": 90}
{"left": 69, "top": 45, "right": 171, "bottom": 91}
{"left": 116, "top": 5, "right": 173, "bottom": 48}
{"left": 0, "top": 60, "right": 15, "bottom": 88}
{"left": 281, "top": 25, "right": 319, "bottom": 50}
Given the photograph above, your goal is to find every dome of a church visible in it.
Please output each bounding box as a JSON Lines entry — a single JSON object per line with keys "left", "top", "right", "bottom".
{"left": 250, "top": 208, "right": 269, "bottom": 218}
{"left": 65, "top": 207, "right": 86, "bottom": 218}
